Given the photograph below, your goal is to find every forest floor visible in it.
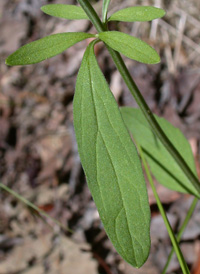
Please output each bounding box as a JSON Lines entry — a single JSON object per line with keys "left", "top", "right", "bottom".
{"left": 1, "top": 0, "right": 200, "bottom": 273}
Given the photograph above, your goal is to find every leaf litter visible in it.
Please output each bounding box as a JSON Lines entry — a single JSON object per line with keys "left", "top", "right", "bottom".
{"left": 1, "top": 0, "right": 200, "bottom": 273}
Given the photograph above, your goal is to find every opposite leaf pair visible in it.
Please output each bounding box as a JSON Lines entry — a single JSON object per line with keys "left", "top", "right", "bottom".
{"left": 5, "top": 30, "right": 160, "bottom": 66}
{"left": 7, "top": 3, "right": 194, "bottom": 269}
{"left": 41, "top": 4, "right": 165, "bottom": 22}
{"left": 6, "top": 4, "right": 165, "bottom": 66}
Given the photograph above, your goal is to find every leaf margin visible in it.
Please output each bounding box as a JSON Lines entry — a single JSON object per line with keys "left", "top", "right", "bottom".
{"left": 120, "top": 106, "right": 200, "bottom": 198}
{"left": 98, "top": 31, "right": 160, "bottom": 64}
{"left": 73, "top": 40, "right": 151, "bottom": 268}
{"left": 41, "top": 4, "right": 89, "bottom": 20}
{"left": 5, "top": 32, "right": 95, "bottom": 66}
{"left": 108, "top": 6, "right": 166, "bottom": 22}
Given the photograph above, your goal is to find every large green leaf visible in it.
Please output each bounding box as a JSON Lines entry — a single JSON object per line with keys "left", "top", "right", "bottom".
{"left": 41, "top": 4, "right": 89, "bottom": 20}
{"left": 98, "top": 31, "right": 160, "bottom": 64}
{"left": 73, "top": 41, "right": 150, "bottom": 267}
{"left": 6, "top": 32, "right": 94, "bottom": 66}
{"left": 121, "top": 107, "right": 199, "bottom": 198}
{"left": 108, "top": 6, "right": 165, "bottom": 22}
{"left": 102, "top": 0, "right": 111, "bottom": 23}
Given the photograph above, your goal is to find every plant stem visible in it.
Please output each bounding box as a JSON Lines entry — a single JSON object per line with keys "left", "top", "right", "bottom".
{"left": 77, "top": 0, "right": 200, "bottom": 195}
{"left": 162, "top": 197, "right": 198, "bottom": 274}
{"left": 106, "top": 49, "right": 200, "bottom": 196}
{"left": 102, "top": 0, "right": 111, "bottom": 23}
{"left": 0, "top": 183, "right": 73, "bottom": 234}
{"left": 138, "top": 145, "right": 190, "bottom": 274}
{"left": 78, "top": 0, "right": 105, "bottom": 32}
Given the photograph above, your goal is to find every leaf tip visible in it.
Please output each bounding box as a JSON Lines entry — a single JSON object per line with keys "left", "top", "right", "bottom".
{"left": 40, "top": 5, "right": 46, "bottom": 13}
{"left": 5, "top": 56, "right": 12, "bottom": 66}
{"left": 153, "top": 55, "right": 161, "bottom": 64}
{"left": 148, "top": 51, "right": 161, "bottom": 65}
{"left": 159, "top": 8, "right": 166, "bottom": 18}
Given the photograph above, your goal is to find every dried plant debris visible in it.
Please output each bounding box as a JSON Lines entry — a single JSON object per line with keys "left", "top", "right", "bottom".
{"left": 1, "top": 0, "right": 200, "bottom": 273}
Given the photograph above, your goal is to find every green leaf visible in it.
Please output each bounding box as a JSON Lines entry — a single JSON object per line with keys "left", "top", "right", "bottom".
{"left": 5, "top": 32, "right": 95, "bottom": 66}
{"left": 102, "top": 0, "right": 111, "bottom": 23}
{"left": 108, "top": 6, "right": 165, "bottom": 22}
{"left": 98, "top": 31, "right": 160, "bottom": 64}
{"left": 73, "top": 41, "right": 150, "bottom": 268}
{"left": 121, "top": 107, "right": 199, "bottom": 198}
{"left": 41, "top": 4, "right": 89, "bottom": 20}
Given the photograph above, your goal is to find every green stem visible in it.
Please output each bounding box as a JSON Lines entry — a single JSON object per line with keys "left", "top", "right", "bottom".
{"left": 138, "top": 146, "right": 190, "bottom": 274}
{"left": 76, "top": 0, "right": 200, "bottom": 195}
{"left": 162, "top": 197, "right": 198, "bottom": 274}
{"left": 78, "top": 0, "right": 105, "bottom": 32}
{"left": 102, "top": 0, "right": 111, "bottom": 23}
{"left": 0, "top": 183, "right": 73, "bottom": 234}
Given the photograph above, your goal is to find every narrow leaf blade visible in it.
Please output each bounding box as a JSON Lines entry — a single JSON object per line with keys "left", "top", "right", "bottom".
{"left": 121, "top": 107, "right": 199, "bottom": 198}
{"left": 102, "top": 0, "right": 111, "bottom": 23}
{"left": 109, "top": 6, "right": 165, "bottom": 22}
{"left": 41, "top": 4, "right": 89, "bottom": 20}
{"left": 73, "top": 41, "right": 150, "bottom": 267}
{"left": 5, "top": 32, "right": 94, "bottom": 66}
{"left": 99, "top": 31, "right": 160, "bottom": 64}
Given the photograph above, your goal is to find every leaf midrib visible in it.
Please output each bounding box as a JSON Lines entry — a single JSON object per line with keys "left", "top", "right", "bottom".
{"left": 102, "top": 32, "right": 157, "bottom": 63}
{"left": 88, "top": 53, "right": 147, "bottom": 264}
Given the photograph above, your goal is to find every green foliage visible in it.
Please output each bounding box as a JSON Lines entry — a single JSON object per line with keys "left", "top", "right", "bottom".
{"left": 6, "top": 1, "right": 198, "bottom": 272}
{"left": 138, "top": 146, "right": 190, "bottom": 274}
{"left": 121, "top": 107, "right": 199, "bottom": 198}
{"left": 41, "top": 4, "right": 89, "bottom": 20}
{"left": 98, "top": 31, "right": 160, "bottom": 64}
{"left": 102, "top": 0, "right": 111, "bottom": 23}
{"left": 73, "top": 41, "right": 151, "bottom": 268}
{"left": 5, "top": 32, "right": 94, "bottom": 66}
{"left": 108, "top": 6, "right": 165, "bottom": 22}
